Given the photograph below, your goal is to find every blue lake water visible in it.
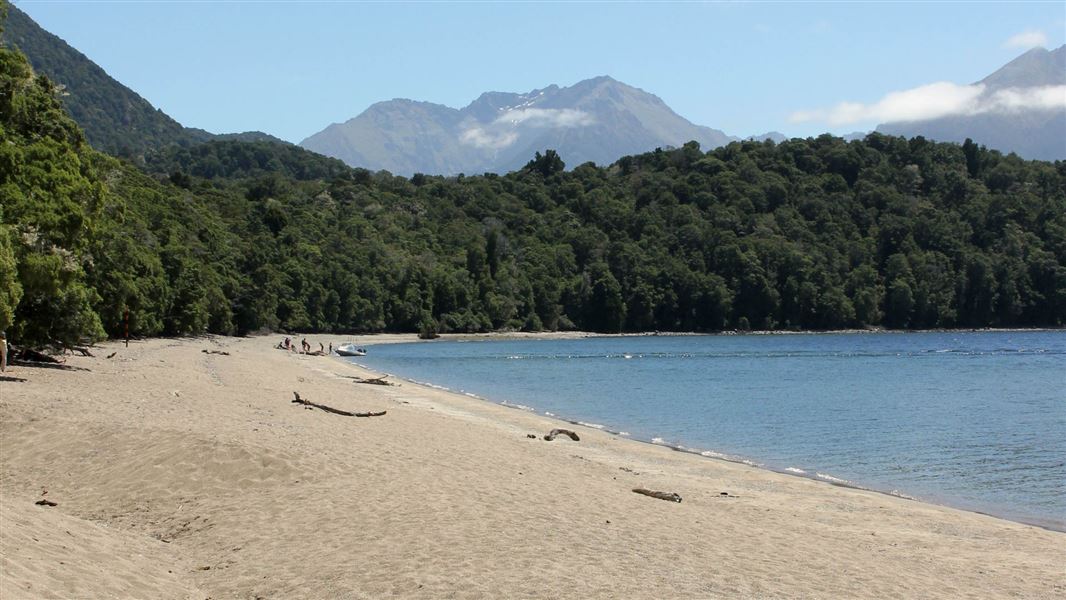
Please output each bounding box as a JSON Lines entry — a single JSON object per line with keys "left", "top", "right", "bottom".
{"left": 348, "top": 331, "right": 1066, "bottom": 530}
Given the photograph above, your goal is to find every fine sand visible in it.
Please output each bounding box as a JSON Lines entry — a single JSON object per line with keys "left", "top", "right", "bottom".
{"left": 1, "top": 334, "right": 1063, "bottom": 599}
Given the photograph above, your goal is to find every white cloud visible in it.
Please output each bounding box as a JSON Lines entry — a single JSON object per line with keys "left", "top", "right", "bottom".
{"left": 1003, "top": 29, "right": 1048, "bottom": 49}
{"left": 987, "top": 85, "right": 1066, "bottom": 111}
{"left": 497, "top": 107, "right": 595, "bottom": 128}
{"left": 459, "top": 108, "right": 595, "bottom": 149}
{"left": 789, "top": 82, "right": 1066, "bottom": 126}
{"left": 459, "top": 127, "right": 519, "bottom": 150}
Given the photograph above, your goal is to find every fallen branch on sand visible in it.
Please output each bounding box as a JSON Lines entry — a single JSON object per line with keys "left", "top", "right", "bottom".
{"left": 291, "top": 392, "right": 386, "bottom": 417}
{"left": 355, "top": 376, "right": 393, "bottom": 386}
{"left": 106, "top": 352, "right": 117, "bottom": 359}
{"left": 544, "top": 428, "right": 580, "bottom": 442}
{"left": 35, "top": 499, "right": 58, "bottom": 507}
{"left": 71, "top": 346, "right": 94, "bottom": 357}
{"left": 201, "top": 349, "right": 230, "bottom": 356}
{"left": 632, "top": 488, "right": 682, "bottom": 503}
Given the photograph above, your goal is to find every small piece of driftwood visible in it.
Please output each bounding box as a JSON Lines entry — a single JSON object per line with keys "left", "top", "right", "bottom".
{"left": 35, "top": 499, "right": 58, "bottom": 507}
{"left": 201, "top": 349, "right": 230, "bottom": 356}
{"left": 543, "top": 428, "right": 580, "bottom": 442}
{"left": 71, "top": 346, "right": 94, "bottom": 357}
{"left": 632, "top": 488, "right": 682, "bottom": 503}
{"left": 291, "top": 392, "right": 386, "bottom": 417}
{"left": 106, "top": 351, "right": 118, "bottom": 359}
{"left": 355, "top": 376, "right": 393, "bottom": 386}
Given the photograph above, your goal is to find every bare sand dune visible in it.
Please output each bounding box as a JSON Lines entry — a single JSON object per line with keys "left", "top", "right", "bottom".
{"left": 1, "top": 334, "right": 1063, "bottom": 599}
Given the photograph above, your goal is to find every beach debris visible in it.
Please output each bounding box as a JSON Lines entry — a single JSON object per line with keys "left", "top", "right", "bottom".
{"left": 543, "top": 428, "right": 580, "bottom": 442}
{"left": 106, "top": 351, "right": 118, "bottom": 359}
{"left": 355, "top": 376, "right": 393, "bottom": 386}
{"left": 632, "top": 488, "right": 682, "bottom": 503}
{"left": 201, "top": 349, "right": 230, "bottom": 356}
{"left": 526, "top": 434, "right": 537, "bottom": 439}
{"left": 71, "top": 346, "right": 94, "bottom": 357}
{"left": 718, "top": 491, "right": 739, "bottom": 497}
{"left": 35, "top": 499, "right": 58, "bottom": 507}
{"left": 619, "top": 467, "right": 640, "bottom": 474}
{"left": 291, "top": 392, "right": 386, "bottom": 418}
{"left": 15, "top": 348, "right": 60, "bottom": 364}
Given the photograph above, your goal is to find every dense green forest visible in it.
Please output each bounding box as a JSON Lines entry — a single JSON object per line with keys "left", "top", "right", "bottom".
{"left": 1, "top": 40, "right": 1064, "bottom": 348}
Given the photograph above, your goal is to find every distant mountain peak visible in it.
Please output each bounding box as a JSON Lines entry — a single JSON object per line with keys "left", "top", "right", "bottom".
{"left": 300, "top": 76, "right": 737, "bottom": 175}
{"left": 978, "top": 43, "right": 1065, "bottom": 89}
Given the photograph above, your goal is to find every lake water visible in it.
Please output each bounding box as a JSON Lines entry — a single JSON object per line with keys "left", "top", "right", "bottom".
{"left": 348, "top": 331, "right": 1066, "bottom": 530}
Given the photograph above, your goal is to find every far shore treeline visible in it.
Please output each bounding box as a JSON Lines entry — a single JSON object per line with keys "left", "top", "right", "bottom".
{"left": 1, "top": 42, "right": 1064, "bottom": 348}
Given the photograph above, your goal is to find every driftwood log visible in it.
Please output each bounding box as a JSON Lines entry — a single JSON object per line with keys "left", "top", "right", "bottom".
{"left": 543, "top": 428, "right": 580, "bottom": 442}
{"left": 292, "top": 392, "right": 386, "bottom": 417}
{"left": 632, "top": 488, "right": 682, "bottom": 503}
{"left": 71, "top": 346, "right": 94, "bottom": 357}
{"left": 106, "top": 352, "right": 118, "bottom": 359}
{"left": 355, "top": 376, "right": 393, "bottom": 386}
{"left": 201, "top": 349, "right": 230, "bottom": 356}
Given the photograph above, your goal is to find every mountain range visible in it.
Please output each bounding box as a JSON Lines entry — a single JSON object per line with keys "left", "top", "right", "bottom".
{"left": 300, "top": 77, "right": 737, "bottom": 176}
{"left": 303, "top": 46, "right": 1065, "bottom": 173}
{"left": 3, "top": 5, "right": 1064, "bottom": 172}
{"left": 876, "top": 45, "right": 1066, "bottom": 161}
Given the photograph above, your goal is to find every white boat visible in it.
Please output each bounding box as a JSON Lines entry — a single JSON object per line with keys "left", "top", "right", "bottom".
{"left": 335, "top": 343, "right": 366, "bottom": 357}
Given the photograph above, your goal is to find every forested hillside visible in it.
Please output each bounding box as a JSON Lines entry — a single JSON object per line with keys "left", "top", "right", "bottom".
{"left": 1, "top": 41, "right": 1064, "bottom": 348}
{"left": 1, "top": 5, "right": 284, "bottom": 159}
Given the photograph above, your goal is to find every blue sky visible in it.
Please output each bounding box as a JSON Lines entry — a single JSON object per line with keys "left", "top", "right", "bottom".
{"left": 13, "top": 1, "right": 1066, "bottom": 143}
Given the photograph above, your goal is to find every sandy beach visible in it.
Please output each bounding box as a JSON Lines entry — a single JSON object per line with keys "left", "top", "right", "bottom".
{"left": 1, "top": 334, "right": 1063, "bottom": 599}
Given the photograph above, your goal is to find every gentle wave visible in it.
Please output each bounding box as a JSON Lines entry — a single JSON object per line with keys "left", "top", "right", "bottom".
{"left": 816, "top": 472, "right": 851, "bottom": 485}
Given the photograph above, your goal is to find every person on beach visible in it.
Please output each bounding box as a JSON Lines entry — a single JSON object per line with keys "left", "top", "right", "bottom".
{"left": 319, "top": 342, "right": 324, "bottom": 354}
{"left": 328, "top": 342, "right": 333, "bottom": 355}
{"left": 1, "top": 330, "right": 7, "bottom": 372}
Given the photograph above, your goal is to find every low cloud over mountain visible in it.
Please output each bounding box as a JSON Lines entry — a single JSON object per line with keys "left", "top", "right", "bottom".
{"left": 792, "top": 45, "right": 1066, "bottom": 160}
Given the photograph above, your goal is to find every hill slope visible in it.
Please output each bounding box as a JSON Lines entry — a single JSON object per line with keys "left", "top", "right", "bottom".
{"left": 1, "top": 5, "right": 284, "bottom": 159}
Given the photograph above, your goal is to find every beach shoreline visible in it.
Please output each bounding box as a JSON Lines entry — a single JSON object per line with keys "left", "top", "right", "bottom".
{"left": 2, "top": 334, "right": 1063, "bottom": 598}
{"left": 338, "top": 340, "right": 1066, "bottom": 534}
{"left": 346, "top": 329, "right": 1066, "bottom": 532}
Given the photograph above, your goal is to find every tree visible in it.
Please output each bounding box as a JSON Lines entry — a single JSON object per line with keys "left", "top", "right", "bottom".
{"left": 524, "top": 150, "right": 565, "bottom": 177}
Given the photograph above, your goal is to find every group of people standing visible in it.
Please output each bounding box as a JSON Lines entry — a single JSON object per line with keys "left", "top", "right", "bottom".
{"left": 278, "top": 337, "right": 330, "bottom": 355}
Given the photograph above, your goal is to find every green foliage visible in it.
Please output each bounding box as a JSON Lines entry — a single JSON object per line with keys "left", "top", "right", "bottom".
{"left": 0, "top": 220, "right": 21, "bottom": 331}
{"left": 1, "top": 42, "right": 1064, "bottom": 346}
{"left": 0, "top": 48, "right": 104, "bottom": 346}
{"left": 145, "top": 141, "right": 349, "bottom": 181}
